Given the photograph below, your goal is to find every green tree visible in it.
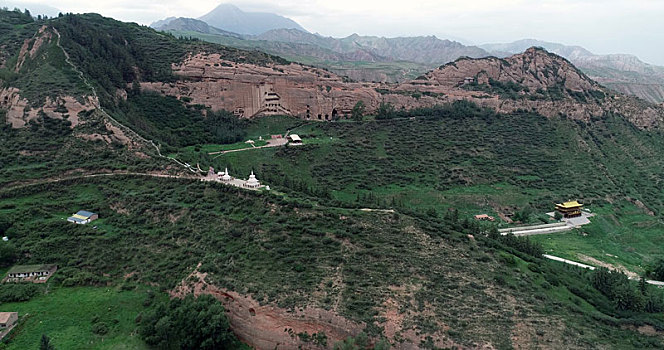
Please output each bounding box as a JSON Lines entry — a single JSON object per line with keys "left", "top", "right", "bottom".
{"left": 376, "top": 102, "right": 396, "bottom": 119}
{"left": 332, "top": 332, "right": 379, "bottom": 350}
{"left": 351, "top": 101, "right": 366, "bottom": 121}
{"left": 0, "top": 243, "right": 17, "bottom": 267}
{"left": 0, "top": 216, "right": 11, "bottom": 235}
{"left": 129, "top": 80, "right": 141, "bottom": 97}
{"left": 40, "top": 334, "right": 55, "bottom": 350}
{"left": 138, "top": 294, "right": 238, "bottom": 349}
{"left": 652, "top": 259, "right": 664, "bottom": 281}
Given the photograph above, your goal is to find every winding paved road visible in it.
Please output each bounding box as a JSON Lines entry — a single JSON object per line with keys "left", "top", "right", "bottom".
{"left": 543, "top": 254, "right": 664, "bottom": 286}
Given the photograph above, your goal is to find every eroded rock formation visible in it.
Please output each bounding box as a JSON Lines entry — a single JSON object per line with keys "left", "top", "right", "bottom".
{"left": 0, "top": 87, "right": 96, "bottom": 127}
{"left": 171, "top": 267, "right": 366, "bottom": 350}
{"left": 141, "top": 48, "right": 664, "bottom": 128}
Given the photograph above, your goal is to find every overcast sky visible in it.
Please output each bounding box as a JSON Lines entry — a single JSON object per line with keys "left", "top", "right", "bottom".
{"left": 4, "top": 0, "right": 664, "bottom": 65}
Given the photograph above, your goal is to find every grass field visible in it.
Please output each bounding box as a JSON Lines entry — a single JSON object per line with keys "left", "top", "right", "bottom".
{"left": 531, "top": 201, "right": 664, "bottom": 275}
{"left": 2, "top": 286, "right": 154, "bottom": 349}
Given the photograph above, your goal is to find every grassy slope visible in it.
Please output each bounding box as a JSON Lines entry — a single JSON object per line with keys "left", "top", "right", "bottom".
{"left": 172, "top": 109, "right": 664, "bottom": 274}
{"left": 531, "top": 201, "right": 664, "bottom": 273}
{"left": 2, "top": 176, "right": 664, "bottom": 348}
{"left": 1, "top": 9, "right": 664, "bottom": 348}
{"left": 2, "top": 286, "right": 153, "bottom": 349}
{"left": 0, "top": 110, "right": 169, "bottom": 187}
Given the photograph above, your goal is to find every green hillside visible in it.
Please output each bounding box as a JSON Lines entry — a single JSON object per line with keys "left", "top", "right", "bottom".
{"left": 0, "top": 11, "right": 288, "bottom": 107}
{"left": 2, "top": 8, "right": 664, "bottom": 349}
{"left": 2, "top": 174, "right": 664, "bottom": 349}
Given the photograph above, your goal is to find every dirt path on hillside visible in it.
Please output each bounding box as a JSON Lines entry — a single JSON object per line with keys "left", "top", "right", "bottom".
{"left": 208, "top": 138, "right": 288, "bottom": 155}
{"left": 51, "top": 27, "right": 194, "bottom": 173}
{"left": 1, "top": 172, "right": 200, "bottom": 193}
{"left": 577, "top": 254, "right": 640, "bottom": 279}
{"left": 543, "top": 254, "right": 664, "bottom": 285}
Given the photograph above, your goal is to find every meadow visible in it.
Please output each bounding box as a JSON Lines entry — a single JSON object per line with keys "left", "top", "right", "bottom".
{"left": 1, "top": 286, "right": 153, "bottom": 350}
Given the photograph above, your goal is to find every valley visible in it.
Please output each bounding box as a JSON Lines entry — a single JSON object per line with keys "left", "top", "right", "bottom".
{"left": 1, "top": 7, "right": 664, "bottom": 350}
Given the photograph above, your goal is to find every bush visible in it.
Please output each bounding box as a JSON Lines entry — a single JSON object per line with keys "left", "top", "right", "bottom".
{"left": 0, "top": 283, "right": 40, "bottom": 303}
{"left": 138, "top": 294, "right": 239, "bottom": 349}
{"left": 0, "top": 243, "right": 17, "bottom": 267}
{"left": 91, "top": 322, "right": 109, "bottom": 335}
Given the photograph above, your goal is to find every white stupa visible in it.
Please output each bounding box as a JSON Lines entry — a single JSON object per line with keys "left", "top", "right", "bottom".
{"left": 221, "top": 168, "right": 231, "bottom": 182}
{"left": 245, "top": 171, "right": 261, "bottom": 188}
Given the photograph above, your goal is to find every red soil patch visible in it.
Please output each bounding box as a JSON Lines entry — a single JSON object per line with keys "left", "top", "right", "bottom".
{"left": 171, "top": 265, "right": 365, "bottom": 349}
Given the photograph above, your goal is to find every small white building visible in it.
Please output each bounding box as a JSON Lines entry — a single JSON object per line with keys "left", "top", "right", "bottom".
{"left": 0, "top": 312, "right": 17, "bottom": 330}
{"left": 5, "top": 264, "right": 57, "bottom": 283}
{"left": 287, "top": 134, "right": 302, "bottom": 145}
{"left": 67, "top": 211, "right": 98, "bottom": 224}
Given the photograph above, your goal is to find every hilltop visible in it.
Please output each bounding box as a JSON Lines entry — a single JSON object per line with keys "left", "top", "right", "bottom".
{"left": 481, "top": 39, "right": 664, "bottom": 103}
{"left": 149, "top": 17, "right": 242, "bottom": 37}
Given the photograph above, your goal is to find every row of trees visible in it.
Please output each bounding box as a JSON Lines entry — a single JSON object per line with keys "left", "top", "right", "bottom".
{"left": 591, "top": 268, "right": 664, "bottom": 313}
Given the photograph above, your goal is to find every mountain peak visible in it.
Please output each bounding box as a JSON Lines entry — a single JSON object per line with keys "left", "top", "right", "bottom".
{"left": 197, "top": 3, "right": 307, "bottom": 35}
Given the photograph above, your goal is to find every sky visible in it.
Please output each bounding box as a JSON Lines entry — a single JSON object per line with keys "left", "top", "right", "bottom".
{"left": 3, "top": 0, "right": 664, "bottom": 65}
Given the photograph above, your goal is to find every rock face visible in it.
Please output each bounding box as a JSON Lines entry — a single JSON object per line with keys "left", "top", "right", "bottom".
{"left": 140, "top": 52, "right": 403, "bottom": 121}
{"left": 481, "top": 39, "right": 664, "bottom": 103}
{"left": 172, "top": 268, "right": 365, "bottom": 350}
{"left": 0, "top": 87, "right": 96, "bottom": 127}
{"left": 141, "top": 48, "right": 664, "bottom": 129}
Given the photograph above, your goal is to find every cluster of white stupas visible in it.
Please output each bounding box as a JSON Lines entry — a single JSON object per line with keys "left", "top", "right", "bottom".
{"left": 207, "top": 166, "right": 264, "bottom": 190}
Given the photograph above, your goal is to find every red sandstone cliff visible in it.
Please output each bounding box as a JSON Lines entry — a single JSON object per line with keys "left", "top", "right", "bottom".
{"left": 139, "top": 48, "right": 663, "bottom": 128}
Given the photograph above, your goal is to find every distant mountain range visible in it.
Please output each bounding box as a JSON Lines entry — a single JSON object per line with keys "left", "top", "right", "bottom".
{"left": 151, "top": 17, "right": 242, "bottom": 38}
{"left": 152, "top": 3, "right": 306, "bottom": 36}
{"left": 151, "top": 8, "right": 664, "bottom": 103}
{"left": 151, "top": 16, "right": 487, "bottom": 83}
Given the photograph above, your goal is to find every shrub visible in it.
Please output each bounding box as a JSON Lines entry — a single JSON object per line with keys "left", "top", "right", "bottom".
{"left": 138, "top": 294, "right": 239, "bottom": 349}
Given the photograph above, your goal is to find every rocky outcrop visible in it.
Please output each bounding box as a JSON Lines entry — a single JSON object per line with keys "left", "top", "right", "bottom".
{"left": 425, "top": 48, "right": 597, "bottom": 91}
{"left": 0, "top": 87, "right": 96, "bottom": 127}
{"left": 15, "top": 25, "right": 52, "bottom": 72}
{"left": 171, "top": 267, "right": 365, "bottom": 349}
{"left": 141, "top": 48, "right": 663, "bottom": 129}
{"left": 140, "top": 52, "right": 432, "bottom": 121}
{"left": 482, "top": 39, "right": 664, "bottom": 103}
